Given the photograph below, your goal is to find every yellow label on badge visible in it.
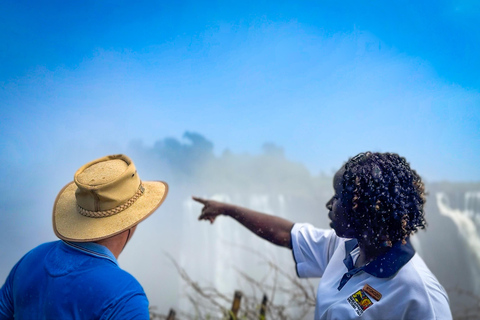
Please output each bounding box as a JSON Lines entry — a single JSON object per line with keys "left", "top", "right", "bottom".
{"left": 347, "top": 289, "right": 373, "bottom": 316}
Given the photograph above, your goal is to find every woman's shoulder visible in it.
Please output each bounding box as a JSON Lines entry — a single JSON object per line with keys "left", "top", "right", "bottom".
{"left": 396, "top": 254, "right": 446, "bottom": 289}
{"left": 392, "top": 254, "right": 452, "bottom": 318}
{"left": 293, "top": 223, "right": 343, "bottom": 240}
{"left": 405, "top": 254, "right": 450, "bottom": 298}
{"left": 292, "top": 223, "right": 348, "bottom": 251}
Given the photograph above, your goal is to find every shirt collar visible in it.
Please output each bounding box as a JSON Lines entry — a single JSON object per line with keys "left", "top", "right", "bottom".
{"left": 344, "top": 238, "right": 415, "bottom": 278}
{"left": 62, "top": 241, "right": 119, "bottom": 266}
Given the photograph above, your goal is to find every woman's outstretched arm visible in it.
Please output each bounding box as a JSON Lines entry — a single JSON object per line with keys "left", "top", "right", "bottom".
{"left": 192, "top": 196, "right": 294, "bottom": 249}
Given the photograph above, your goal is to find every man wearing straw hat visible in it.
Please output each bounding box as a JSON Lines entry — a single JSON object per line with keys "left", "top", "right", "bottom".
{"left": 0, "top": 154, "right": 168, "bottom": 319}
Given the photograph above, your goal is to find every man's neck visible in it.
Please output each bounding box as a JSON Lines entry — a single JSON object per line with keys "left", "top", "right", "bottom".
{"left": 95, "top": 230, "right": 130, "bottom": 259}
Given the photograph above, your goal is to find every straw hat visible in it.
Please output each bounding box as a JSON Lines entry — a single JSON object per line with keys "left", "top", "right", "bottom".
{"left": 53, "top": 154, "right": 168, "bottom": 242}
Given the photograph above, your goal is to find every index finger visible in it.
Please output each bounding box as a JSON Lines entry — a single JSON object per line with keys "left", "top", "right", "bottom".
{"left": 192, "top": 196, "right": 207, "bottom": 205}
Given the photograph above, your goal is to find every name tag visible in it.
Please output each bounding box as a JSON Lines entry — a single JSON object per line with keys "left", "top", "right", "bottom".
{"left": 363, "top": 284, "right": 382, "bottom": 301}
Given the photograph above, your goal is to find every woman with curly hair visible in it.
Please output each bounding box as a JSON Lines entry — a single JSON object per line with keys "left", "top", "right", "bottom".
{"left": 193, "top": 152, "right": 452, "bottom": 319}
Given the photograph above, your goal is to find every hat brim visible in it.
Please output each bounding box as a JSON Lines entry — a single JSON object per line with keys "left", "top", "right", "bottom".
{"left": 53, "top": 180, "right": 168, "bottom": 242}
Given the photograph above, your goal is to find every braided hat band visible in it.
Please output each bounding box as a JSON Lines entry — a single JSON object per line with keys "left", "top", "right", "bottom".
{"left": 77, "top": 183, "right": 145, "bottom": 218}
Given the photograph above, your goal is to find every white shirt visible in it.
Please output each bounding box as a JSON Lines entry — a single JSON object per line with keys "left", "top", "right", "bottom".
{"left": 291, "top": 223, "right": 452, "bottom": 320}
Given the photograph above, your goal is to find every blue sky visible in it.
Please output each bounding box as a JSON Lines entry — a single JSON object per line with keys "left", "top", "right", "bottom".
{"left": 1, "top": 0, "right": 479, "bottom": 181}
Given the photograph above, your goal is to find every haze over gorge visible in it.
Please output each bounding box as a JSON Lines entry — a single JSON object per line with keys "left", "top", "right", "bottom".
{"left": 1, "top": 132, "right": 478, "bottom": 318}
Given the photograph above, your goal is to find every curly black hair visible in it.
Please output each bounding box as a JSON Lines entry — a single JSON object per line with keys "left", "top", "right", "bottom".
{"left": 341, "top": 152, "right": 427, "bottom": 245}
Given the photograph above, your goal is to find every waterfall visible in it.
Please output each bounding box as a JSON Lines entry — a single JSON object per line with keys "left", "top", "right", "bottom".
{"left": 176, "top": 192, "right": 313, "bottom": 318}
{"left": 436, "top": 192, "right": 480, "bottom": 295}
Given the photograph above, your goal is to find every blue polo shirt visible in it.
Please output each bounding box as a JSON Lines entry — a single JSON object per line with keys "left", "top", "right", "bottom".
{"left": 0, "top": 241, "right": 149, "bottom": 320}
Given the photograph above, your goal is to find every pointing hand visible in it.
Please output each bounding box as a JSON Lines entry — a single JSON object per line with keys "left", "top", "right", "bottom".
{"left": 192, "top": 196, "right": 227, "bottom": 224}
